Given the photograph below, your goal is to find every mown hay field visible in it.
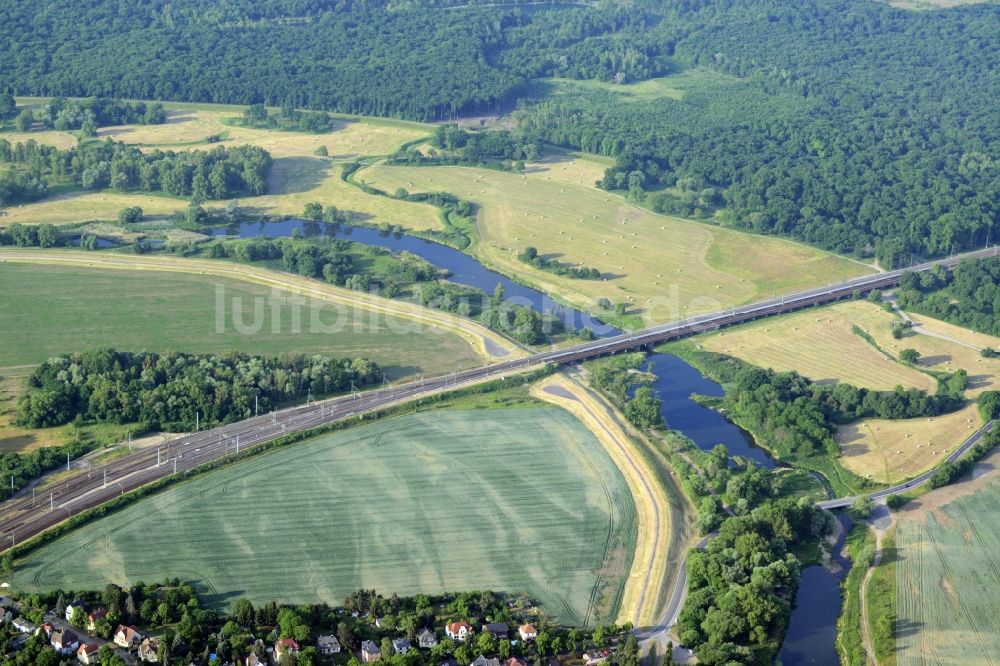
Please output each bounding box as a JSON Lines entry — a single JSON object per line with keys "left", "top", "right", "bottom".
{"left": 11, "top": 408, "right": 637, "bottom": 626}
{"left": 354, "top": 160, "right": 872, "bottom": 326}
{"left": 695, "top": 299, "right": 1000, "bottom": 483}
{"left": 895, "top": 478, "right": 1000, "bottom": 664}
{"left": 698, "top": 300, "right": 935, "bottom": 392}
{"left": 834, "top": 308, "right": 1000, "bottom": 483}
{"left": 1, "top": 102, "right": 440, "bottom": 230}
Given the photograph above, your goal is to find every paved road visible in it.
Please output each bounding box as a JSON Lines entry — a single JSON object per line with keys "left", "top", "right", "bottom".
{"left": 0, "top": 245, "right": 996, "bottom": 560}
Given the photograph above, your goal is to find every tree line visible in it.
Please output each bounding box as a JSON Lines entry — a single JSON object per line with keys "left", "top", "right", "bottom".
{"left": 10, "top": 96, "right": 166, "bottom": 134}
{"left": 0, "top": 139, "right": 272, "bottom": 204}
{"left": 896, "top": 258, "right": 1000, "bottom": 337}
{"left": 16, "top": 348, "right": 382, "bottom": 432}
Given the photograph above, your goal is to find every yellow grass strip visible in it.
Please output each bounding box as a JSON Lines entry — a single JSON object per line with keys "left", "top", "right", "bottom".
{"left": 531, "top": 374, "right": 671, "bottom": 627}
{"left": 0, "top": 249, "right": 521, "bottom": 364}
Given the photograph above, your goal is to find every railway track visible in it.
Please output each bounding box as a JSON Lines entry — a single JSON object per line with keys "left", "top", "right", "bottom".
{"left": 2, "top": 245, "right": 997, "bottom": 552}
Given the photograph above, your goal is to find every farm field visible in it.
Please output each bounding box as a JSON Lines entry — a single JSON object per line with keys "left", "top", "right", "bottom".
{"left": 0, "top": 258, "right": 493, "bottom": 453}
{"left": 834, "top": 308, "right": 1000, "bottom": 483}
{"left": 694, "top": 298, "right": 1000, "bottom": 484}
{"left": 10, "top": 408, "right": 638, "bottom": 626}
{"left": 354, "top": 160, "right": 872, "bottom": 327}
{"left": 0, "top": 101, "right": 441, "bottom": 230}
{"left": 895, "top": 476, "right": 1000, "bottom": 664}
{"left": 697, "top": 300, "right": 936, "bottom": 392}
{"left": 0, "top": 262, "right": 482, "bottom": 375}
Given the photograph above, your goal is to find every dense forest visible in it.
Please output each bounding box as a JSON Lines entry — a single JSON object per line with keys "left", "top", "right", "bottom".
{"left": 17, "top": 348, "right": 382, "bottom": 431}
{"left": 3, "top": 2, "right": 999, "bottom": 259}
{"left": 896, "top": 258, "right": 1000, "bottom": 337}
{"left": 0, "top": 139, "right": 272, "bottom": 203}
{"left": 678, "top": 497, "right": 830, "bottom": 663}
{"left": 0, "top": 1, "right": 657, "bottom": 121}
{"left": 517, "top": 0, "right": 1000, "bottom": 266}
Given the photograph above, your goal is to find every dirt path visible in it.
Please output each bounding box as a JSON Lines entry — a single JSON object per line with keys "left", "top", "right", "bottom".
{"left": 861, "top": 502, "right": 893, "bottom": 665}
{"left": 532, "top": 373, "right": 673, "bottom": 627}
{"left": 0, "top": 249, "right": 522, "bottom": 363}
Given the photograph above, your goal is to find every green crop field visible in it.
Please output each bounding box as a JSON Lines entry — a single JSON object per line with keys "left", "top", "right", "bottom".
{"left": 11, "top": 408, "right": 637, "bottom": 626}
{"left": 0, "top": 262, "right": 480, "bottom": 378}
{"left": 895, "top": 479, "right": 1000, "bottom": 664}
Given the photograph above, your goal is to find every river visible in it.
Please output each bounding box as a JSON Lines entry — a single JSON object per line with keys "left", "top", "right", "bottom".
{"left": 209, "top": 219, "right": 843, "bottom": 662}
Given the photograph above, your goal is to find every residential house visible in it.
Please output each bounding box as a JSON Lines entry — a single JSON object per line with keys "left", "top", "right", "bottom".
{"left": 583, "top": 650, "right": 613, "bottom": 665}
{"left": 77, "top": 643, "right": 101, "bottom": 665}
{"left": 12, "top": 617, "right": 35, "bottom": 634}
{"left": 40, "top": 622, "right": 55, "bottom": 638}
{"left": 65, "top": 600, "right": 87, "bottom": 622}
{"left": 113, "top": 625, "right": 144, "bottom": 649}
{"left": 86, "top": 608, "right": 108, "bottom": 632}
{"left": 392, "top": 639, "right": 411, "bottom": 655}
{"left": 361, "top": 640, "right": 381, "bottom": 663}
{"left": 274, "top": 638, "right": 300, "bottom": 661}
{"left": 445, "top": 621, "right": 473, "bottom": 642}
{"left": 417, "top": 628, "right": 438, "bottom": 648}
{"left": 51, "top": 628, "right": 80, "bottom": 655}
{"left": 139, "top": 637, "right": 160, "bottom": 662}
{"left": 518, "top": 624, "right": 537, "bottom": 642}
{"left": 505, "top": 658, "right": 527, "bottom": 666}
{"left": 0, "top": 602, "right": 14, "bottom": 624}
{"left": 470, "top": 656, "right": 500, "bottom": 666}
{"left": 245, "top": 652, "right": 269, "bottom": 666}
{"left": 316, "top": 634, "right": 341, "bottom": 655}
{"left": 482, "top": 623, "right": 509, "bottom": 639}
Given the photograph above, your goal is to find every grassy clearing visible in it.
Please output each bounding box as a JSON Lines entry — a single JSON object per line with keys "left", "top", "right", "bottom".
{"left": 531, "top": 68, "right": 741, "bottom": 104}
{"left": 698, "top": 301, "right": 935, "bottom": 392}
{"left": 354, "top": 159, "right": 872, "bottom": 328}
{"left": 895, "top": 478, "right": 1000, "bottom": 664}
{"left": 1, "top": 101, "right": 438, "bottom": 230}
{"left": 11, "top": 407, "right": 636, "bottom": 626}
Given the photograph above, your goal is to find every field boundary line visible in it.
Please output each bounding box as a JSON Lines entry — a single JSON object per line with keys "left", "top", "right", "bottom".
{"left": 531, "top": 374, "right": 669, "bottom": 627}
